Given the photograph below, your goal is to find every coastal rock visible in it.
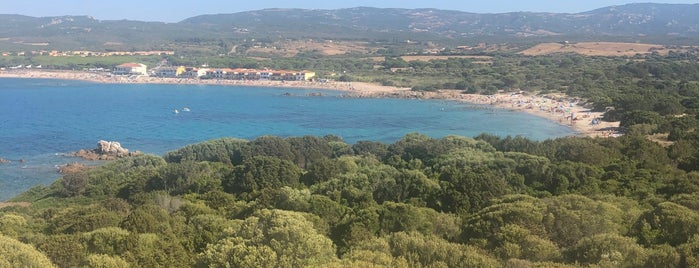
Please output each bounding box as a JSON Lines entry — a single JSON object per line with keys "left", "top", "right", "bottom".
{"left": 97, "top": 140, "right": 129, "bottom": 155}
{"left": 73, "top": 140, "right": 141, "bottom": 160}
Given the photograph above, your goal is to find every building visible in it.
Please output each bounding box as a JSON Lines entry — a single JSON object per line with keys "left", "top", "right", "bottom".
{"left": 122, "top": 63, "right": 314, "bottom": 81}
{"left": 206, "top": 68, "right": 238, "bottom": 79}
{"left": 298, "top": 71, "right": 316, "bottom": 81}
{"left": 113, "top": 63, "right": 147, "bottom": 75}
{"left": 154, "top": 67, "right": 178, "bottom": 77}
{"left": 269, "top": 71, "right": 297, "bottom": 81}
{"left": 182, "top": 67, "right": 208, "bottom": 78}
{"left": 268, "top": 70, "right": 315, "bottom": 81}
{"left": 154, "top": 66, "right": 187, "bottom": 77}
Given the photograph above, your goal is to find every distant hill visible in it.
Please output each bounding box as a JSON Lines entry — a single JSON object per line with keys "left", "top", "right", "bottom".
{"left": 181, "top": 4, "right": 699, "bottom": 38}
{"left": 1, "top": 3, "right": 699, "bottom": 51}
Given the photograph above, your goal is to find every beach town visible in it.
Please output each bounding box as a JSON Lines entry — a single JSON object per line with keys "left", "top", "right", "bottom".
{"left": 0, "top": 62, "right": 620, "bottom": 138}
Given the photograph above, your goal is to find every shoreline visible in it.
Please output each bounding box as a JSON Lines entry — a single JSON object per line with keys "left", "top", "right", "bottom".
{"left": 0, "top": 69, "right": 619, "bottom": 138}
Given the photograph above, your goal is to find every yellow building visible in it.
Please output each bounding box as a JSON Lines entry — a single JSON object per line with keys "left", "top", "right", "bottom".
{"left": 299, "top": 71, "right": 316, "bottom": 81}
{"left": 176, "top": 66, "right": 187, "bottom": 76}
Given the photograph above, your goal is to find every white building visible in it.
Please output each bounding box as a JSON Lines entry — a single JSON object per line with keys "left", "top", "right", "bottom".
{"left": 113, "top": 63, "right": 147, "bottom": 75}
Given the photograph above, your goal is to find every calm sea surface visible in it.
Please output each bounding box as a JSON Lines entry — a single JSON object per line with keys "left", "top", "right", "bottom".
{"left": 0, "top": 78, "right": 575, "bottom": 200}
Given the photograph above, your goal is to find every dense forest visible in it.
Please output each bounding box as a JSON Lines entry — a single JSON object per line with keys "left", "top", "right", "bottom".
{"left": 1, "top": 132, "right": 698, "bottom": 267}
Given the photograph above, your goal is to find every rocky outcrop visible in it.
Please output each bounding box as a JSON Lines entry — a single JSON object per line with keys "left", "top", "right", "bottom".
{"left": 73, "top": 140, "right": 141, "bottom": 160}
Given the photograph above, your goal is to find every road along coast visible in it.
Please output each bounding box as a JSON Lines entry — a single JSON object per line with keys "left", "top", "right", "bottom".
{"left": 0, "top": 69, "right": 619, "bottom": 138}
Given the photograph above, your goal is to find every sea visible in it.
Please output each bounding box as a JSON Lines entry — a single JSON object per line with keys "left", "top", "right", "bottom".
{"left": 0, "top": 78, "right": 575, "bottom": 200}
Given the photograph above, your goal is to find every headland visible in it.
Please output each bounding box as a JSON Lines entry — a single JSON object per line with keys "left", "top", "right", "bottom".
{"left": 0, "top": 69, "right": 619, "bottom": 138}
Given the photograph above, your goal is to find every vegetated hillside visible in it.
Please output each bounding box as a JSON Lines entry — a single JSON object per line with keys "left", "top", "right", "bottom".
{"left": 1, "top": 133, "right": 698, "bottom": 267}
{"left": 0, "top": 15, "right": 215, "bottom": 51}
{"left": 181, "top": 3, "right": 699, "bottom": 39}
{"left": 2, "top": 3, "right": 699, "bottom": 51}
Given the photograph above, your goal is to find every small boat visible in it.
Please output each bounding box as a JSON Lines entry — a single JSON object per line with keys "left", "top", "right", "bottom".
{"left": 174, "top": 109, "right": 179, "bottom": 114}
{"left": 182, "top": 107, "right": 190, "bottom": 112}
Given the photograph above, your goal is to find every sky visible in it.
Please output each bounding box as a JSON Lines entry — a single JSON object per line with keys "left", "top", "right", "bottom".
{"left": 1, "top": 1, "right": 697, "bottom": 22}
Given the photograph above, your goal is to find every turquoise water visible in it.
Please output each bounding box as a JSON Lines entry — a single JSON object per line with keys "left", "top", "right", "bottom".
{"left": 0, "top": 78, "right": 575, "bottom": 200}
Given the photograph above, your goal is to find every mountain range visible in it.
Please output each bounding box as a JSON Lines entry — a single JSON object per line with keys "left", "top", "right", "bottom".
{"left": 1, "top": 3, "right": 698, "bottom": 51}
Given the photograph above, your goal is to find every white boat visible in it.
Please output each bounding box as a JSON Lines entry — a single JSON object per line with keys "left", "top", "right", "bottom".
{"left": 182, "top": 107, "right": 190, "bottom": 112}
{"left": 174, "top": 109, "right": 179, "bottom": 114}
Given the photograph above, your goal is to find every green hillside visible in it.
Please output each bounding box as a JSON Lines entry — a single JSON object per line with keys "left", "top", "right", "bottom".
{"left": 3, "top": 3, "right": 699, "bottom": 52}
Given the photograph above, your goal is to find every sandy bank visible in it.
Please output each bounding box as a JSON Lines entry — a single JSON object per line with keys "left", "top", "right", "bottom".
{"left": 0, "top": 69, "right": 408, "bottom": 95}
{"left": 0, "top": 69, "right": 619, "bottom": 138}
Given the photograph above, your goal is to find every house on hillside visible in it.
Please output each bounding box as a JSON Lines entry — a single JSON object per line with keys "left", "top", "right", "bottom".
{"left": 113, "top": 63, "right": 147, "bottom": 75}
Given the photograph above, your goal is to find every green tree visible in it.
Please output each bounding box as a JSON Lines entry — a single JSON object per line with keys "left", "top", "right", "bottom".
{"left": 643, "top": 244, "right": 680, "bottom": 268}
{"left": 287, "top": 135, "right": 333, "bottom": 168}
{"left": 388, "top": 231, "right": 500, "bottom": 267}
{"left": 119, "top": 204, "right": 172, "bottom": 234}
{"left": 199, "top": 209, "right": 338, "bottom": 267}
{"left": 34, "top": 234, "right": 86, "bottom": 267}
{"left": 82, "top": 227, "right": 131, "bottom": 256}
{"left": 163, "top": 138, "right": 249, "bottom": 165}
{"left": 85, "top": 254, "right": 130, "bottom": 268}
{"left": 148, "top": 161, "right": 226, "bottom": 195}
{"left": 565, "top": 233, "right": 646, "bottom": 267}
{"left": 542, "top": 195, "right": 626, "bottom": 248}
{"left": 47, "top": 205, "right": 122, "bottom": 234}
{"left": 678, "top": 235, "right": 699, "bottom": 268}
{"left": 633, "top": 202, "right": 699, "bottom": 246}
{"left": 224, "top": 156, "right": 302, "bottom": 195}
{"left": 61, "top": 171, "right": 89, "bottom": 197}
{"left": 247, "top": 136, "right": 296, "bottom": 161}
{"left": 0, "top": 213, "right": 27, "bottom": 238}
{"left": 0, "top": 234, "right": 56, "bottom": 268}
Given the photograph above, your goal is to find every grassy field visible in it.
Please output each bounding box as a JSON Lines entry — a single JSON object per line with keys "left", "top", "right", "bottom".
{"left": 245, "top": 40, "right": 373, "bottom": 56}
{"left": 367, "top": 55, "right": 493, "bottom": 64}
{"left": 519, "top": 42, "right": 672, "bottom": 56}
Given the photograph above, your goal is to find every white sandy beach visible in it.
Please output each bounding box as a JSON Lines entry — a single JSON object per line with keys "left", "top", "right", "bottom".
{"left": 0, "top": 69, "right": 619, "bottom": 138}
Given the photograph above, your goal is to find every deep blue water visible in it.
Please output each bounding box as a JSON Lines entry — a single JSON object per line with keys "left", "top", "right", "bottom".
{"left": 0, "top": 78, "right": 575, "bottom": 200}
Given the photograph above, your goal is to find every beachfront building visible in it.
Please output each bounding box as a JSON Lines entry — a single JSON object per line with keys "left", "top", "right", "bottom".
{"left": 269, "top": 71, "right": 296, "bottom": 81}
{"left": 260, "top": 70, "right": 272, "bottom": 80}
{"left": 154, "top": 66, "right": 187, "bottom": 77}
{"left": 113, "top": 63, "right": 147, "bottom": 75}
{"left": 143, "top": 64, "right": 315, "bottom": 81}
{"left": 181, "top": 67, "right": 209, "bottom": 78}
{"left": 154, "top": 67, "right": 177, "bottom": 77}
{"left": 298, "top": 71, "right": 316, "bottom": 81}
{"left": 241, "top": 69, "right": 262, "bottom": 80}
{"left": 206, "top": 68, "right": 240, "bottom": 79}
